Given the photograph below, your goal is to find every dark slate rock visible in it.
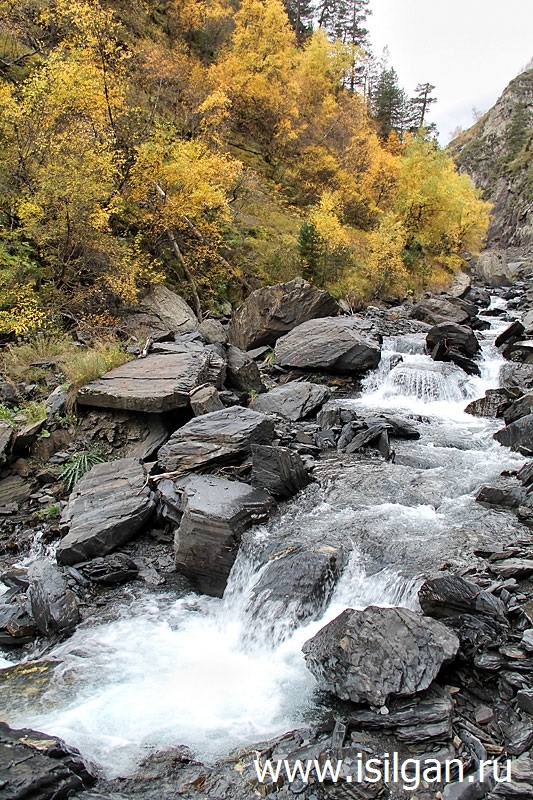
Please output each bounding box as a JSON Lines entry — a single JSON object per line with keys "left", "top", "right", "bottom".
{"left": 57, "top": 458, "right": 156, "bottom": 565}
{"left": 121, "top": 285, "right": 198, "bottom": 338}
{"left": 228, "top": 277, "right": 340, "bottom": 350}
{"left": 244, "top": 545, "right": 347, "bottom": 640}
{"left": 363, "top": 414, "right": 421, "bottom": 439}
{"left": 274, "top": 316, "right": 381, "bottom": 374}
{"left": 0, "top": 721, "right": 95, "bottom": 800}
{"left": 27, "top": 562, "right": 79, "bottom": 637}
{"left": 517, "top": 689, "right": 533, "bottom": 715}
{"left": 486, "top": 755, "right": 533, "bottom": 798}
{"left": 489, "top": 558, "right": 533, "bottom": 578}
{"left": 476, "top": 485, "right": 528, "bottom": 509}
{"left": 226, "top": 345, "right": 263, "bottom": 394}
{"left": 445, "top": 614, "right": 509, "bottom": 658}
{"left": 189, "top": 384, "right": 225, "bottom": 416}
{"left": 410, "top": 297, "right": 472, "bottom": 326}
{"left": 427, "top": 322, "right": 480, "bottom": 357}
{"left": 252, "top": 381, "right": 330, "bottom": 421}
{"left": 80, "top": 553, "right": 139, "bottom": 585}
{"left": 198, "top": 318, "right": 227, "bottom": 344}
{"left": 499, "top": 363, "right": 533, "bottom": 392}
{"left": 171, "top": 474, "right": 275, "bottom": 597}
{"left": 0, "top": 591, "right": 36, "bottom": 646}
{"left": 302, "top": 606, "right": 459, "bottom": 706}
{"left": 77, "top": 343, "right": 224, "bottom": 413}
{"left": 345, "top": 424, "right": 389, "bottom": 453}
{"left": 419, "top": 575, "right": 507, "bottom": 621}
{"left": 495, "top": 320, "right": 526, "bottom": 348}
{"left": 465, "top": 389, "right": 518, "bottom": 418}
{"left": 0, "top": 421, "right": 12, "bottom": 465}
{"left": 504, "top": 392, "right": 533, "bottom": 425}
{"left": 494, "top": 414, "right": 533, "bottom": 455}
{"left": 250, "top": 444, "right": 310, "bottom": 498}
{"left": 157, "top": 407, "right": 275, "bottom": 473}
{"left": 465, "top": 287, "right": 491, "bottom": 308}
{"left": 517, "top": 461, "right": 533, "bottom": 487}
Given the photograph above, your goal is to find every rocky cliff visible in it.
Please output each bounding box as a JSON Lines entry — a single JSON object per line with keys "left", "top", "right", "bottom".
{"left": 449, "top": 67, "right": 533, "bottom": 252}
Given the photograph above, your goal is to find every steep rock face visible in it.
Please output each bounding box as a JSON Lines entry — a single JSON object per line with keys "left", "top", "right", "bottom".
{"left": 449, "top": 68, "right": 533, "bottom": 251}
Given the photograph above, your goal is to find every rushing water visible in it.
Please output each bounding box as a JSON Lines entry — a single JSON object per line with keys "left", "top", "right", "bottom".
{"left": 1, "top": 299, "right": 529, "bottom": 777}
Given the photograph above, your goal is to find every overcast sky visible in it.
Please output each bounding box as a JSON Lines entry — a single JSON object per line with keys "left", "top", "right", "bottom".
{"left": 366, "top": 0, "right": 533, "bottom": 144}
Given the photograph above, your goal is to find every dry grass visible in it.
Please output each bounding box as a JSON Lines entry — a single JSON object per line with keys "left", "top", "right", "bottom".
{"left": 60, "top": 342, "right": 132, "bottom": 389}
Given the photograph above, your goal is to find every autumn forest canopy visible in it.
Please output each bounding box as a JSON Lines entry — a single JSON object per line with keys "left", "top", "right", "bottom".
{"left": 0, "top": 0, "right": 491, "bottom": 333}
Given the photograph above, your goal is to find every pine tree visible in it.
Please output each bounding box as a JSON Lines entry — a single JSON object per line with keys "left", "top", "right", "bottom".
{"left": 371, "top": 67, "right": 408, "bottom": 140}
{"left": 408, "top": 82, "right": 437, "bottom": 130}
{"left": 285, "top": 0, "right": 314, "bottom": 40}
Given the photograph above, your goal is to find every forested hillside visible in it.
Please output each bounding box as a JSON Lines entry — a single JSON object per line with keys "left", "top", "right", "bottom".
{"left": 0, "top": 0, "right": 490, "bottom": 332}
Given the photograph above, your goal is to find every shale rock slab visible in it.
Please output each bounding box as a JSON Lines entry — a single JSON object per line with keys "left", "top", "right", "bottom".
{"left": 57, "top": 458, "right": 156, "bottom": 565}
{"left": 302, "top": 605, "right": 459, "bottom": 706}
{"left": 171, "top": 474, "right": 275, "bottom": 596}
{"left": 252, "top": 381, "right": 330, "bottom": 421}
{"left": 228, "top": 277, "right": 339, "bottom": 350}
{"left": 27, "top": 562, "right": 80, "bottom": 637}
{"left": 494, "top": 414, "right": 533, "bottom": 454}
{"left": 275, "top": 317, "right": 381, "bottom": 374}
{"left": 251, "top": 444, "right": 310, "bottom": 498}
{"left": 157, "top": 406, "right": 275, "bottom": 473}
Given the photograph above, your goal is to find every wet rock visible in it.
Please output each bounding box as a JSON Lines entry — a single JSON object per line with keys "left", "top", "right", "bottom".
{"left": 27, "top": 562, "right": 79, "bottom": 637}
{"left": 198, "top": 318, "right": 227, "bottom": 344}
{"left": 252, "top": 381, "right": 330, "bottom": 421}
{"left": 465, "top": 287, "right": 491, "bottom": 308}
{"left": 474, "top": 250, "right": 513, "bottom": 287}
{"left": 494, "top": 414, "right": 533, "bottom": 455}
{"left": 80, "top": 553, "right": 139, "bottom": 585}
{"left": 495, "top": 320, "right": 526, "bottom": 348}
{"left": 245, "top": 545, "right": 346, "bottom": 640}
{"left": 157, "top": 406, "right": 275, "bottom": 473}
{"left": 0, "top": 591, "right": 36, "bottom": 645}
{"left": 228, "top": 277, "right": 340, "bottom": 350}
{"left": 504, "top": 393, "right": 533, "bottom": 425}
{"left": 419, "top": 575, "right": 507, "bottom": 621}
{"left": 189, "top": 384, "right": 224, "bottom": 416}
{"left": 465, "top": 389, "right": 518, "bottom": 418}
{"left": 0, "top": 721, "right": 95, "bottom": 800}
{"left": 171, "top": 474, "right": 275, "bottom": 597}
{"left": 226, "top": 345, "right": 263, "bottom": 394}
{"left": 274, "top": 316, "right": 381, "bottom": 374}
{"left": 57, "top": 458, "right": 156, "bottom": 565}
{"left": 302, "top": 606, "right": 459, "bottom": 706}
{"left": 518, "top": 461, "right": 533, "bottom": 487}
{"left": 476, "top": 485, "right": 528, "bottom": 509}
{"left": 364, "top": 414, "right": 421, "bottom": 439}
{"left": 121, "top": 284, "right": 198, "bottom": 338}
{"left": 410, "top": 297, "right": 472, "bottom": 326}
{"left": 490, "top": 558, "right": 533, "bottom": 578}
{"left": 344, "top": 424, "right": 389, "bottom": 454}
{"left": 427, "top": 323, "right": 481, "bottom": 358}
{"left": 77, "top": 345, "right": 224, "bottom": 413}
{"left": 250, "top": 444, "right": 310, "bottom": 498}
{"left": 499, "top": 363, "right": 533, "bottom": 392}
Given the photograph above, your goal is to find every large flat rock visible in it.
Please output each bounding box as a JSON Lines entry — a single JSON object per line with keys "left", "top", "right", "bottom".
{"left": 157, "top": 406, "right": 275, "bottom": 473}
{"left": 77, "top": 344, "right": 224, "bottom": 413}
{"left": 170, "top": 474, "right": 275, "bottom": 596}
{"left": 302, "top": 605, "right": 459, "bottom": 706}
{"left": 57, "top": 458, "right": 156, "bottom": 565}
{"left": 274, "top": 317, "right": 381, "bottom": 374}
{"left": 228, "top": 277, "right": 340, "bottom": 351}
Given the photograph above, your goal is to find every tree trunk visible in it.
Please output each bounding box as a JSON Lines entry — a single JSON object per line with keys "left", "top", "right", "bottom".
{"left": 166, "top": 228, "right": 203, "bottom": 322}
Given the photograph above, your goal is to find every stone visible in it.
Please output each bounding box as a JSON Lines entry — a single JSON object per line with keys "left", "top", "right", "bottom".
{"left": 476, "top": 485, "right": 527, "bottom": 509}
{"left": 504, "top": 392, "right": 533, "bottom": 425}
{"left": 521, "top": 629, "right": 533, "bottom": 652}
{"left": 80, "top": 553, "right": 139, "bottom": 585}
{"left": 189, "top": 384, "right": 225, "bottom": 416}
{"left": 171, "top": 474, "right": 275, "bottom": 596}
{"left": 447, "top": 271, "right": 472, "bottom": 298}
{"left": 474, "top": 250, "right": 513, "bottom": 287}
{"left": 122, "top": 284, "right": 198, "bottom": 338}
{"left": 495, "top": 320, "right": 526, "bottom": 348}
{"left": 518, "top": 461, "right": 533, "bottom": 487}
{"left": 12, "top": 419, "right": 45, "bottom": 454}
{"left": 489, "top": 558, "right": 533, "bottom": 578}
{"left": 226, "top": 345, "right": 263, "bottom": 394}
{"left": 0, "top": 592, "right": 36, "bottom": 645}
{"left": 426, "top": 323, "right": 481, "bottom": 358}
{"left": 198, "top": 318, "right": 227, "bottom": 344}
{"left": 363, "top": 414, "right": 421, "bottom": 439}
{"left": 252, "top": 381, "right": 330, "bottom": 421}
{"left": 45, "top": 386, "right": 68, "bottom": 416}
{"left": 302, "top": 605, "right": 459, "bottom": 706}
{"left": 494, "top": 414, "right": 533, "bottom": 454}
{"left": 250, "top": 444, "right": 310, "bottom": 498}
{"left": 157, "top": 406, "right": 275, "bottom": 473}
{"left": 0, "top": 721, "right": 95, "bottom": 800}
{"left": 500, "top": 363, "right": 533, "bottom": 392}
{"left": 465, "top": 389, "right": 518, "bottom": 418}
{"left": 77, "top": 345, "right": 224, "bottom": 413}
{"left": 0, "top": 475, "right": 33, "bottom": 507}
{"left": 57, "top": 458, "right": 156, "bottom": 565}
{"left": 410, "top": 297, "right": 472, "bottom": 326}
{"left": 0, "top": 421, "right": 12, "bottom": 465}
{"left": 27, "top": 562, "right": 79, "bottom": 637}
{"left": 419, "top": 575, "right": 507, "bottom": 621}
{"left": 228, "top": 277, "right": 340, "bottom": 350}
{"left": 517, "top": 689, "right": 533, "bottom": 715}
{"left": 345, "top": 424, "right": 389, "bottom": 453}
{"left": 465, "top": 287, "right": 491, "bottom": 308}
{"left": 275, "top": 316, "right": 381, "bottom": 374}
{"left": 244, "top": 545, "right": 347, "bottom": 641}
{"left": 474, "top": 705, "right": 495, "bottom": 725}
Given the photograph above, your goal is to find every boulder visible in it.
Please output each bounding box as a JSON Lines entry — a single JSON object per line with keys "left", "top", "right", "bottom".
{"left": 474, "top": 250, "right": 513, "bottom": 287}
{"left": 465, "top": 388, "right": 518, "bottom": 418}
{"left": 302, "top": 605, "right": 459, "bottom": 706}
{"left": 495, "top": 320, "right": 526, "bottom": 348}
{"left": 465, "top": 287, "right": 491, "bottom": 308}
{"left": 77, "top": 344, "right": 224, "bottom": 413}
{"left": 244, "top": 545, "right": 346, "bottom": 640}
{"left": 157, "top": 406, "right": 275, "bottom": 473}
{"left": 426, "top": 323, "right": 480, "bottom": 358}
{"left": 419, "top": 575, "right": 507, "bottom": 621}
{"left": 500, "top": 362, "right": 533, "bottom": 392}
{"left": 494, "top": 414, "right": 533, "bottom": 454}
{"left": 476, "top": 484, "right": 527, "bottom": 508}
{"left": 275, "top": 317, "right": 381, "bottom": 374}
{"left": 189, "top": 384, "right": 225, "bottom": 416}
{"left": 198, "top": 318, "right": 227, "bottom": 344}
{"left": 410, "top": 297, "right": 472, "bottom": 326}
{"left": 57, "top": 458, "right": 156, "bottom": 565}
{"left": 171, "top": 474, "right": 275, "bottom": 596}
{"left": 228, "top": 277, "right": 340, "bottom": 350}
{"left": 80, "top": 553, "right": 139, "bottom": 585}
{"left": 504, "top": 391, "right": 533, "bottom": 424}
{"left": 226, "top": 345, "right": 263, "bottom": 394}
{"left": 0, "top": 591, "right": 36, "bottom": 645}
{"left": 446, "top": 271, "right": 471, "bottom": 298}
{"left": 0, "top": 721, "right": 95, "bottom": 800}
{"left": 27, "top": 562, "right": 79, "bottom": 637}
{"left": 122, "top": 285, "right": 198, "bottom": 338}
{"left": 252, "top": 381, "right": 330, "bottom": 421}
{"left": 251, "top": 444, "right": 310, "bottom": 498}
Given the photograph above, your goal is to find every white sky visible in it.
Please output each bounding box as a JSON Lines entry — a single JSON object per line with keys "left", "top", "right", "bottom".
{"left": 366, "top": 0, "right": 533, "bottom": 144}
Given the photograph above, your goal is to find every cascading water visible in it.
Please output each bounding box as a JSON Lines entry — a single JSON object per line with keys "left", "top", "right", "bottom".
{"left": 1, "top": 298, "right": 529, "bottom": 778}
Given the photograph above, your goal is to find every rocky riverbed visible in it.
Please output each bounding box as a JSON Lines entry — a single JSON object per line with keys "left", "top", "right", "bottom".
{"left": 2, "top": 262, "right": 533, "bottom": 799}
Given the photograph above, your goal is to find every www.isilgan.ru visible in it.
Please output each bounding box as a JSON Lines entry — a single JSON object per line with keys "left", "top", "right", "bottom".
{"left": 253, "top": 753, "right": 513, "bottom": 792}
